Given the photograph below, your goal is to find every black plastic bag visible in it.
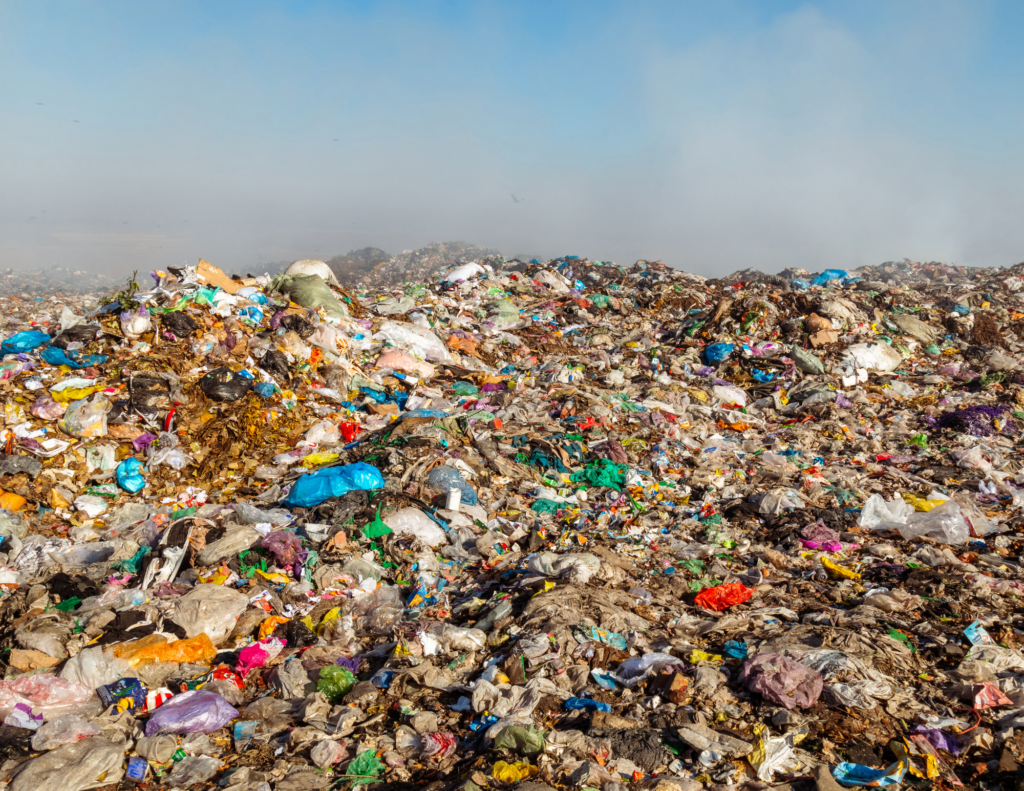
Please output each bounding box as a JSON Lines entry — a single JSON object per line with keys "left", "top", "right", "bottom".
{"left": 200, "top": 366, "right": 253, "bottom": 402}
{"left": 50, "top": 324, "right": 99, "bottom": 350}
{"left": 258, "top": 349, "right": 291, "bottom": 380}
{"left": 161, "top": 311, "right": 199, "bottom": 339}
{"left": 280, "top": 314, "right": 315, "bottom": 338}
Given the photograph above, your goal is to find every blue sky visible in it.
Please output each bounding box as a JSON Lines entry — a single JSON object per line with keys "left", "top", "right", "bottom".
{"left": 2, "top": 1, "right": 1024, "bottom": 276}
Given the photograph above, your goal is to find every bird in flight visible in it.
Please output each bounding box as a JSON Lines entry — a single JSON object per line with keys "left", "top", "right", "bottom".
{"left": 511, "top": 194, "right": 524, "bottom": 204}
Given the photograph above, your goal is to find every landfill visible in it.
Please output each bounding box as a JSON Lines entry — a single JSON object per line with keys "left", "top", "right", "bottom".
{"left": 0, "top": 253, "right": 1022, "bottom": 790}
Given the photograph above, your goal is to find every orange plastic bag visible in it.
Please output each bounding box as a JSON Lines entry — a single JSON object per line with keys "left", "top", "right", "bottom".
{"left": 0, "top": 492, "right": 27, "bottom": 511}
{"left": 113, "top": 633, "right": 216, "bottom": 667}
{"left": 694, "top": 582, "right": 753, "bottom": 612}
{"left": 258, "top": 616, "right": 289, "bottom": 640}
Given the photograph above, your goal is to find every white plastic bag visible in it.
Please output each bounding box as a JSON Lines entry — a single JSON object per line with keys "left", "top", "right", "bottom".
{"left": 171, "top": 585, "right": 250, "bottom": 645}
{"left": 383, "top": 508, "right": 448, "bottom": 547}
{"left": 375, "top": 321, "right": 453, "bottom": 363}
{"left": 841, "top": 342, "right": 902, "bottom": 373}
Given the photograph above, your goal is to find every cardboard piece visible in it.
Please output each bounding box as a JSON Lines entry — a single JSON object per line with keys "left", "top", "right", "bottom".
{"left": 196, "top": 259, "right": 242, "bottom": 295}
{"left": 810, "top": 330, "right": 839, "bottom": 348}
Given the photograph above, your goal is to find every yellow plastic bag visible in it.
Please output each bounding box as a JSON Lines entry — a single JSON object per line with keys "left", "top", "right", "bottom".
{"left": 689, "top": 649, "right": 723, "bottom": 664}
{"left": 491, "top": 761, "right": 538, "bottom": 782}
{"left": 302, "top": 451, "right": 340, "bottom": 468}
{"left": 821, "top": 556, "right": 861, "bottom": 581}
{"left": 902, "top": 493, "right": 939, "bottom": 512}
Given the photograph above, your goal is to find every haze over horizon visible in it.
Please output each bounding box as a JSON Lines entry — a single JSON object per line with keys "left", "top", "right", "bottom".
{"left": 4, "top": 1, "right": 1024, "bottom": 278}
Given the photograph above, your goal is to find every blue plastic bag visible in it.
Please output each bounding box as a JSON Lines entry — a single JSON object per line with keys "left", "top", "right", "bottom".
{"left": 832, "top": 760, "right": 907, "bottom": 787}
{"left": 0, "top": 331, "right": 50, "bottom": 357}
{"left": 810, "top": 269, "right": 849, "bottom": 287}
{"left": 790, "top": 279, "right": 810, "bottom": 290}
{"left": 702, "top": 343, "right": 735, "bottom": 365}
{"left": 116, "top": 458, "right": 146, "bottom": 494}
{"left": 425, "top": 466, "right": 478, "bottom": 506}
{"left": 564, "top": 697, "right": 611, "bottom": 713}
{"left": 284, "top": 462, "right": 385, "bottom": 507}
{"left": 752, "top": 369, "right": 776, "bottom": 383}
{"left": 40, "top": 345, "right": 109, "bottom": 369}
{"left": 254, "top": 382, "right": 276, "bottom": 398}
{"left": 724, "top": 640, "right": 749, "bottom": 659}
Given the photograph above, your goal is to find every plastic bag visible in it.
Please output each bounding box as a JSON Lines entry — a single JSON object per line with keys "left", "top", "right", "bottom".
{"left": 144, "top": 689, "right": 239, "bottom": 736}
{"left": 115, "top": 457, "right": 145, "bottom": 493}
{"left": 345, "top": 750, "right": 384, "bottom": 786}
{"left": 858, "top": 494, "right": 915, "bottom": 529}
{"left": 30, "top": 714, "right": 100, "bottom": 751}
{"left": 119, "top": 305, "right": 152, "bottom": 340}
{"left": 286, "top": 258, "right": 338, "bottom": 283}
{"left": 443, "top": 262, "right": 486, "bottom": 282}
{"left": 0, "top": 674, "right": 97, "bottom": 721}
{"left": 895, "top": 500, "right": 970, "bottom": 545}
{"left": 30, "top": 395, "right": 67, "bottom": 421}
{"left": 811, "top": 268, "right": 849, "bottom": 286}
{"left": 702, "top": 343, "right": 734, "bottom": 364}
{"left": 59, "top": 395, "right": 109, "bottom": 438}
{"left": 270, "top": 273, "right": 349, "bottom": 319}
{"left": 260, "top": 531, "right": 307, "bottom": 566}
{"left": 317, "top": 665, "right": 356, "bottom": 703}
{"left": 39, "top": 346, "right": 108, "bottom": 369}
{"left": 283, "top": 462, "right": 385, "bottom": 507}
{"left": 165, "top": 756, "right": 221, "bottom": 787}
{"left": 200, "top": 366, "right": 253, "bottom": 402}
{"left": 842, "top": 342, "right": 903, "bottom": 373}
{"left": 9, "top": 736, "right": 125, "bottom": 791}
{"left": 375, "top": 349, "right": 435, "bottom": 379}
{"left": 375, "top": 320, "right": 453, "bottom": 363}
{"left": 712, "top": 384, "right": 747, "bottom": 406}
{"left": 790, "top": 346, "right": 825, "bottom": 374}
{"left": 425, "top": 466, "right": 478, "bottom": 505}
{"left": 694, "top": 582, "right": 753, "bottom": 611}
{"left": 59, "top": 646, "right": 133, "bottom": 690}
{"left": 172, "top": 585, "right": 250, "bottom": 645}
{"left": 196, "top": 526, "right": 260, "bottom": 565}
{"left": 493, "top": 725, "right": 546, "bottom": 756}
{"left": 382, "top": 508, "right": 448, "bottom": 547}
{"left": 740, "top": 653, "right": 823, "bottom": 710}
{"left": 0, "top": 330, "right": 51, "bottom": 356}
{"left": 526, "top": 552, "right": 601, "bottom": 584}
{"left": 161, "top": 310, "right": 199, "bottom": 339}
{"left": 311, "top": 739, "right": 348, "bottom": 768}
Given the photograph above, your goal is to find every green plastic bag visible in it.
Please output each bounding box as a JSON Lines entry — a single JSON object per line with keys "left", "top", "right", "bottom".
{"left": 270, "top": 273, "right": 349, "bottom": 319}
{"left": 317, "top": 665, "right": 356, "bottom": 703}
{"left": 790, "top": 345, "right": 825, "bottom": 375}
{"left": 493, "top": 725, "right": 547, "bottom": 756}
{"left": 571, "top": 459, "right": 629, "bottom": 491}
{"left": 361, "top": 504, "right": 392, "bottom": 539}
{"left": 344, "top": 750, "right": 383, "bottom": 786}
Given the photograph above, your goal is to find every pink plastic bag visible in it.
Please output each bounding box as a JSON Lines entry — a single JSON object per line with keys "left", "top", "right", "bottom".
{"left": 236, "top": 637, "right": 286, "bottom": 678}
{"left": 740, "top": 653, "right": 823, "bottom": 710}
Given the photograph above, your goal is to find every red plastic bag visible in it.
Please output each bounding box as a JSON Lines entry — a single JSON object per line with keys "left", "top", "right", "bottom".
{"left": 694, "top": 582, "right": 752, "bottom": 611}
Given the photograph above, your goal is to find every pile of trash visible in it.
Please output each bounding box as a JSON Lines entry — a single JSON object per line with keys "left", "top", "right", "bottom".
{"left": 326, "top": 242, "right": 502, "bottom": 288}
{"left": 0, "top": 266, "right": 121, "bottom": 297}
{"left": 0, "top": 252, "right": 1023, "bottom": 790}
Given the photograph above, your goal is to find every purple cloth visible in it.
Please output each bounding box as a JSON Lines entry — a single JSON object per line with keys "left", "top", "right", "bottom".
{"left": 801, "top": 520, "right": 840, "bottom": 543}
{"left": 133, "top": 433, "right": 158, "bottom": 452}
{"left": 911, "top": 726, "right": 960, "bottom": 755}
{"left": 335, "top": 656, "right": 360, "bottom": 673}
